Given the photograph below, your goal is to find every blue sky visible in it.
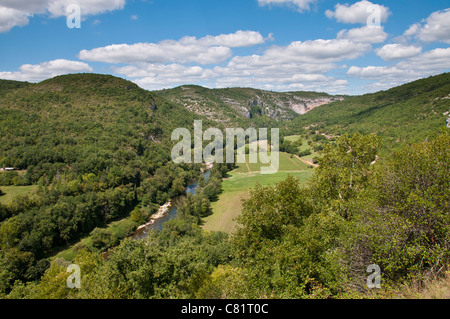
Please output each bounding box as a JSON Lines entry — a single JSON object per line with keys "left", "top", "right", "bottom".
{"left": 0, "top": 0, "right": 449, "bottom": 94}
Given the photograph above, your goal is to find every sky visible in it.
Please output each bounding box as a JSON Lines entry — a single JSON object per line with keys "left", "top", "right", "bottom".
{"left": 0, "top": 0, "right": 449, "bottom": 95}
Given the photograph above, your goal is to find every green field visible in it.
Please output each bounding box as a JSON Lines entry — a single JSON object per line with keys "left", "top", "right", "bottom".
{"left": 284, "top": 135, "right": 321, "bottom": 164}
{"left": 202, "top": 144, "right": 315, "bottom": 234}
{"left": 233, "top": 150, "right": 308, "bottom": 173}
{"left": 0, "top": 185, "right": 38, "bottom": 205}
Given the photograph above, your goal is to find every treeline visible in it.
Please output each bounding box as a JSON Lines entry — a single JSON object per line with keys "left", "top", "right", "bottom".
{"left": 3, "top": 130, "right": 447, "bottom": 299}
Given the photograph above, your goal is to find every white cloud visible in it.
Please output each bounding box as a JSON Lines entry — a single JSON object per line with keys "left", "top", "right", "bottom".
{"left": 0, "top": 59, "right": 93, "bottom": 82}
{"left": 262, "top": 39, "right": 372, "bottom": 63}
{"left": 108, "top": 31, "right": 377, "bottom": 92}
{"left": 113, "top": 36, "right": 372, "bottom": 92}
{"left": 348, "top": 47, "right": 450, "bottom": 87}
{"left": 257, "top": 0, "right": 316, "bottom": 12}
{"left": 404, "top": 8, "right": 450, "bottom": 44}
{"left": 375, "top": 44, "right": 422, "bottom": 61}
{"left": 347, "top": 65, "right": 414, "bottom": 80}
{"left": 112, "top": 63, "right": 218, "bottom": 91}
{"left": 326, "top": 0, "right": 391, "bottom": 24}
{"left": 337, "top": 25, "right": 388, "bottom": 43}
{"left": 80, "top": 42, "right": 232, "bottom": 65}
{"left": 0, "top": 6, "right": 30, "bottom": 32}
{"left": 397, "top": 48, "right": 450, "bottom": 73}
{"left": 191, "top": 30, "right": 266, "bottom": 48}
{"left": 78, "top": 31, "right": 266, "bottom": 65}
{"left": 0, "top": 0, "right": 49, "bottom": 12}
{"left": 46, "top": 0, "right": 126, "bottom": 17}
{"left": 0, "top": 0, "right": 126, "bottom": 32}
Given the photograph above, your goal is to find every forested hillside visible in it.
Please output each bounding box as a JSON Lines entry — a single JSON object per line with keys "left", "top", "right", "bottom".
{"left": 0, "top": 73, "right": 448, "bottom": 299}
{"left": 0, "top": 74, "right": 232, "bottom": 295}
{"left": 286, "top": 73, "right": 450, "bottom": 153}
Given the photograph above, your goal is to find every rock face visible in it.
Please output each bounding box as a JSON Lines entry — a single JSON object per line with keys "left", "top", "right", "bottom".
{"left": 155, "top": 85, "right": 345, "bottom": 123}
{"left": 288, "top": 96, "right": 345, "bottom": 115}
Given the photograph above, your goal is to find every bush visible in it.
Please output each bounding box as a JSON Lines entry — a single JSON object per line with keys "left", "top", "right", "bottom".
{"left": 90, "top": 228, "right": 118, "bottom": 250}
{"left": 298, "top": 149, "right": 311, "bottom": 157}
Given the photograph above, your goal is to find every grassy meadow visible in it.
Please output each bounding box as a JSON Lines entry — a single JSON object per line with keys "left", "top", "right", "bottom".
{"left": 0, "top": 185, "right": 38, "bottom": 205}
{"left": 202, "top": 141, "right": 315, "bottom": 233}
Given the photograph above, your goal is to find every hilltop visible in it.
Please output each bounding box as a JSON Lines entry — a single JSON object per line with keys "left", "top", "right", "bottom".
{"left": 0, "top": 73, "right": 213, "bottom": 179}
{"left": 0, "top": 79, "right": 31, "bottom": 96}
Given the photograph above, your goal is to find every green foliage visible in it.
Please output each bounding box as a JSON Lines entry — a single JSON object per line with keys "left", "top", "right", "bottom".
{"left": 310, "top": 133, "right": 381, "bottom": 209}
{"left": 0, "top": 73, "right": 211, "bottom": 294}
{"left": 288, "top": 72, "right": 450, "bottom": 154}
{"left": 0, "top": 73, "right": 448, "bottom": 299}
{"left": 228, "top": 175, "right": 349, "bottom": 298}
{"left": 361, "top": 130, "right": 450, "bottom": 282}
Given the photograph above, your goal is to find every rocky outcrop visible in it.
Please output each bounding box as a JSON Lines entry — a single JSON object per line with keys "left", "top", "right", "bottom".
{"left": 157, "top": 85, "right": 345, "bottom": 123}
{"left": 288, "top": 96, "right": 344, "bottom": 115}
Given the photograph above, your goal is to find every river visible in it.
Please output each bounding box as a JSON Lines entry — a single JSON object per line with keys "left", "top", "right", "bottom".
{"left": 132, "top": 168, "right": 211, "bottom": 240}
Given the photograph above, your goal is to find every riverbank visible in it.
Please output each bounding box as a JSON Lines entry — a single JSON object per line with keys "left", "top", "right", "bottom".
{"left": 136, "top": 201, "right": 172, "bottom": 231}
{"left": 132, "top": 164, "right": 212, "bottom": 239}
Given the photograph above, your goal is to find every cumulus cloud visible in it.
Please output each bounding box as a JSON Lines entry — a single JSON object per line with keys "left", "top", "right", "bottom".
{"left": 404, "top": 8, "right": 450, "bottom": 44}
{"left": 375, "top": 44, "right": 422, "bottom": 61}
{"left": 257, "top": 0, "right": 316, "bottom": 12}
{"left": 80, "top": 42, "right": 232, "bottom": 65}
{"left": 337, "top": 25, "right": 388, "bottom": 43}
{"left": 104, "top": 25, "right": 384, "bottom": 92}
{"left": 326, "top": 0, "right": 391, "bottom": 25}
{"left": 348, "top": 47, "right": 450, "bottom": 87}
{"left": 78, "top": 31, "right": 266, "bottom": 65}
{"left": 0, "top": 0, "right": 126, "bottom": 32}
{"left": 0, "top": 6, "right": 30, "bottom": 32}
{"left": 0, "top": 59, "right": 93, "bottom": 82}
{"left": 122, "top": 64, "right": 216, "bottom": 91}
{"left": 112, "top": 35, "right": 375, "bottom": 92}
{"left": 190, "top": 30, "right": 266, "bottom": 47}
{"left": 47, "top": 0, "right": 125, "bottom": 17}
{"left": 206, "top": 39, "right": 361, "bottom": 92}
{"left": 262, "top": 39, "right": 372, "bottom": 63}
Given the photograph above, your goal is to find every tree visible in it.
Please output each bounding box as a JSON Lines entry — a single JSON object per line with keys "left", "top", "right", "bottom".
{"left": 233, "top": 176, "right": 315, "bottom": 261}
{"left": 310, "top": 133, "right": 381, "bottom": 210}
{"left": 90, "top": 228, "right": 117, "bottom": 250}
{"left": 366, "top": 131, "right": 450, "bottom": 281}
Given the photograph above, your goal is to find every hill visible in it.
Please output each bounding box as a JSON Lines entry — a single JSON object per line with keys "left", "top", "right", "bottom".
{"left": 287, "top": 72, "right": 450, "bottom": 152}
{"left": 0, "top": 73, "right": 214, "bottom": 177}
{"left": 154, "top": 85, "right": 344, "bottom": 126}
{"left": 0, "top": 73, "right": 219, "bottom": 273}
{"left": 0, "top": 79, "right": 31, "bottom": 96}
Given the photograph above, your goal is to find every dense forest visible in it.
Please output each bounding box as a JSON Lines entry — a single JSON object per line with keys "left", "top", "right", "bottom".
{"left": 0, "top": 73, "right": 449, "bottom": 299}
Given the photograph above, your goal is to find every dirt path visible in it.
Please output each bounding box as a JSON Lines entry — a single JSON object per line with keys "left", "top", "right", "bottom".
{"left": 243, "top": 153, "right": 252, "bottom": 173}
{"left": 295, "top": 154, "right": 318, "bottom": 168}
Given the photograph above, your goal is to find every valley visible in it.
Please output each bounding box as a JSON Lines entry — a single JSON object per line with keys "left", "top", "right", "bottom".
{"left": 0, "top": 72, "right": 449, "bottom": 300}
